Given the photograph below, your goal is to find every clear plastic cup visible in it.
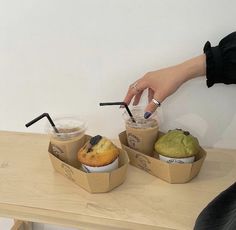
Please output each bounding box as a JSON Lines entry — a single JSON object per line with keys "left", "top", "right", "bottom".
{"left": 46, "top": 116, "right": 86, "bottom": 167}
{"left": 123, "top": 106, "right": 159, "bottom": 156}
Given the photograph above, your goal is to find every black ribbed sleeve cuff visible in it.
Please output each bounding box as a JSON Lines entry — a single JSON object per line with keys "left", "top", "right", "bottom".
{"left": 203, "top": 32, "right": 236, "bottom": 87}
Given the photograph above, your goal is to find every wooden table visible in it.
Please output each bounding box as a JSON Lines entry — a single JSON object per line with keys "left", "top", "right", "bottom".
{"left": 0, "top": 131, "right": 235, "bottom": 230}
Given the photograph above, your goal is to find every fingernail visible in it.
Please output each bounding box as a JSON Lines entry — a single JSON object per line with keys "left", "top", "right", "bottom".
{"left": 144, "top": 112, "right": 152, "bottom": 119}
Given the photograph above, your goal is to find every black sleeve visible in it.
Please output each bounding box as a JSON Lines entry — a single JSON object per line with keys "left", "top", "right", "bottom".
{"left": 194, "top": 182, "right": 236, "bottom": 230}
{"left": 204, "top": 32, "right": 236, "bottom": 87}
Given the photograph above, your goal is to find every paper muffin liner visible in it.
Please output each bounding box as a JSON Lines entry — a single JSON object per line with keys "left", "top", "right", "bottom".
{"left": 82, "top": 157, "right": 119, "bottom": 173}
{"left": 159, "top": 154, "right": 195, "bottom": 164}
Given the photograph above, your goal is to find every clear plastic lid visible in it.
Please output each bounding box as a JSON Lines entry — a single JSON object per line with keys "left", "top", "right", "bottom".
{"left": 45, "top": 116, "right": 86, "bottom": 140}
{"left": 123, "top": 106, "right": 159, "bottom": 129}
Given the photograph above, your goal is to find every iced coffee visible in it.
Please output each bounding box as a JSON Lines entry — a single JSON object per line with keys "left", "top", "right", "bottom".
{"left": 47, "top": 116, "right": 86, "bottom": 168}
{"left": 124, "top": 107, "right": 159, "bottom": 156}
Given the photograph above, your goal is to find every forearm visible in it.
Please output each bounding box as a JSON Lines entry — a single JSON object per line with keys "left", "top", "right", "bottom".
{"left": 178, "top": 54, "right": 206, "bottom": 83}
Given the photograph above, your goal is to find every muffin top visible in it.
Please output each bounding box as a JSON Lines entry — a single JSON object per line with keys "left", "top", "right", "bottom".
{"left": 154, "top": 129, "right": 200, "bottom": 158}
{"left": 78, "top": 135, "right": 119, "bottom": 167}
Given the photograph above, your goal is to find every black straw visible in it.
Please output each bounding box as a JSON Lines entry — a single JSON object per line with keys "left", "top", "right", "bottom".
{"left": 99, "top": 102, "right": 136, "bottom": 123}
{"left": 25, "top": 113, "right": 59, "bottom": 133}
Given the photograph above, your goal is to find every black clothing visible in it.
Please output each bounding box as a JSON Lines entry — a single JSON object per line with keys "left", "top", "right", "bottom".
{"left": 194, "top": 182, "right": 236, "bottom": 230}
{"left": 204, "top": 32, "right": 236, "bottom": 87}
{"left": 196, "top": 32, "right": 236, "bottom": 228}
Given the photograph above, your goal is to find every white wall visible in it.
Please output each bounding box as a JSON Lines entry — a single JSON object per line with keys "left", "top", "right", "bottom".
{"left": 33, "top": 223, "right": 77, "bottom": 230}
{"left": 0, "top": 219, "right": 77, "bottom": 230}
{"left": 1, "top": 0, "right": 236, "bottom": 149}
{"left": 0, "top": 1, "right": 236, "bottom": 228}
{"left": 0, "top": 218, "right": 13, "bottom": 229}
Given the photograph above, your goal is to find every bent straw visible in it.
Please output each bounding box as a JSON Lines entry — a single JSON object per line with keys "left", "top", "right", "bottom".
{"left": 25, "top": 113, "right": 59, "bottom": 133}
{"left": 99, "top": 102, "right": 136, "bottom": 123}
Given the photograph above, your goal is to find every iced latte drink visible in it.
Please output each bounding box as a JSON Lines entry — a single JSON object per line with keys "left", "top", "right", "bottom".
{"left": 124, "top": 107, "right": 159, "bottom": 156}
{"left": 47, "top": 116, "right": 86, "bottom": 168}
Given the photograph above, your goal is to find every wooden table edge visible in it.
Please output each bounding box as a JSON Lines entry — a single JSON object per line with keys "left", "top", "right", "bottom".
{"left": 0, "top": 202, "right": 176, "bottom": 230}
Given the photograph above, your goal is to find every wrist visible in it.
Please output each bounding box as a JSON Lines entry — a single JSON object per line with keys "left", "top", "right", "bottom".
{"left": 178, "top": 54, "right": 206, "bottom": 82}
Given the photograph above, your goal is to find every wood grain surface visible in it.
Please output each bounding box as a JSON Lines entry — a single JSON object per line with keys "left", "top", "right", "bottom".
{"left": 0, "top": 131, "right": 235, "bottom": 230}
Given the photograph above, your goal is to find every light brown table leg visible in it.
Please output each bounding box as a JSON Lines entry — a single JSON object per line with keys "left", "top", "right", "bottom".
{"left": 11, "top": 220, "right": 32, "bottom": 230}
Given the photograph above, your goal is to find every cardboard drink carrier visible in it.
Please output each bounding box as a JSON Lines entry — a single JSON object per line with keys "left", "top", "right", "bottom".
{"left": 119, "top": 131, "right": 206, "bottom": 183}
{"left": 48, "top": 135, "right": 129, "bottom": 193}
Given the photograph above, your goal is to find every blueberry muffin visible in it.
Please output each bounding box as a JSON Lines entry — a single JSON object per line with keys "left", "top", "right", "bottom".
{"left": 78, "top": 135, "right": 119, "bottom": 167}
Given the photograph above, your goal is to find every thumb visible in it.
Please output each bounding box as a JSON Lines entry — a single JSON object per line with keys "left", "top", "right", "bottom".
{"left": 144, "top": 93, "right": 162, "bottom": 119}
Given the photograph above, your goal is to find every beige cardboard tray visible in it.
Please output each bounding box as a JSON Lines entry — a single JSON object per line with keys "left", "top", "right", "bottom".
{"left": 119, "top": 131, "right": 206, "bottom": 183}
{"left": 48, "top": 135, "right": 129, "bottom": 193}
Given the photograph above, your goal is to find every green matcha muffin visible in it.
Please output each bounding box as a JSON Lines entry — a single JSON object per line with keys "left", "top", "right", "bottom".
{"left": 155, "top": 129, "right": 200, "bottom": 161}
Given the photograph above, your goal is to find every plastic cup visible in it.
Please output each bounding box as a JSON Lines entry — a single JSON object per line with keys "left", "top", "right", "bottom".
{"left": 81, "top": 157, "right": 119, "bottom": 173}
{"left": 123, "top": 106, "right": 159, "bottom": 156}
{"left": 46, "top": 116, "right": 86, "bottom": 168}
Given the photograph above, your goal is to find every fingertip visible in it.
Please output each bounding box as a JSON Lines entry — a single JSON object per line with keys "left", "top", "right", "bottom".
{"left": 144, "top": 112, "right": 152, "bottom": 119}
{"left": 143, "top": 103, "right": 157, "bottom": 119}
{"left": 123, "top": 95, "right": 133, "bottom": 107}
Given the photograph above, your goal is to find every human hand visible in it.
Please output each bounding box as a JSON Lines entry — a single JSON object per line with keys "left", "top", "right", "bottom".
{"left": 123, "top": 55, "right": 206, "bottom": 119}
